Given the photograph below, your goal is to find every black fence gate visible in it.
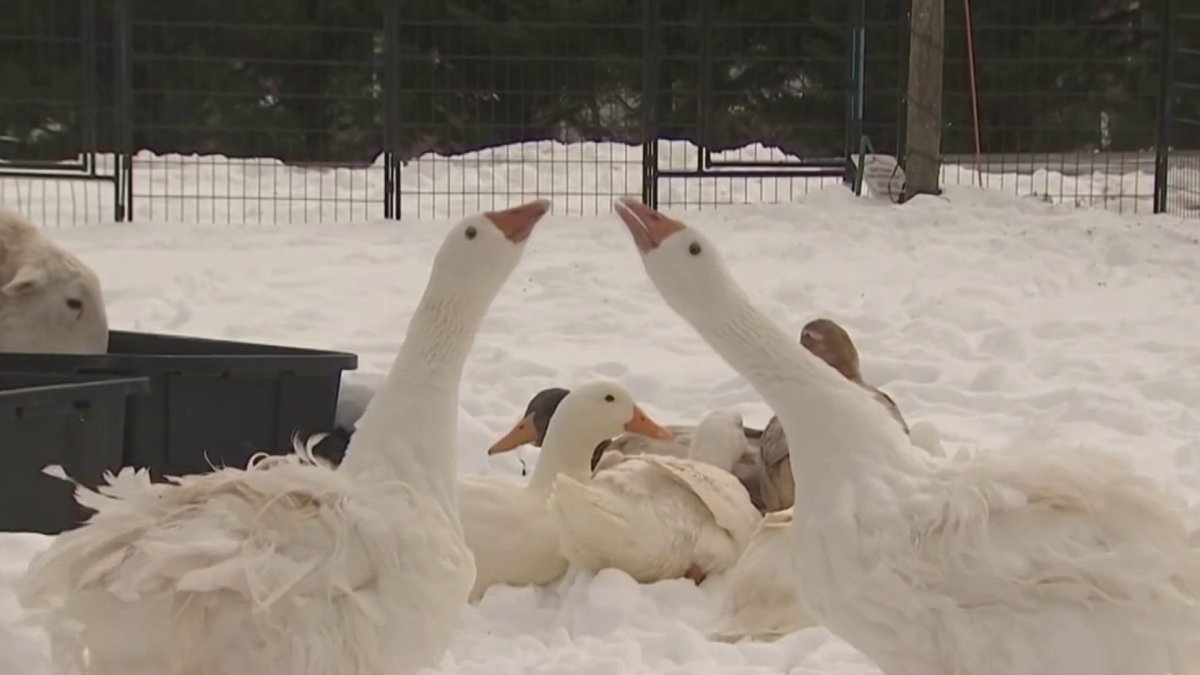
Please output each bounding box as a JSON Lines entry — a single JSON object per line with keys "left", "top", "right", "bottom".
{"left": 0, "top": 0, "right": 128, "bottom": 223}
{"left": 647, "top": 0, "right": 873, "bottom": 211}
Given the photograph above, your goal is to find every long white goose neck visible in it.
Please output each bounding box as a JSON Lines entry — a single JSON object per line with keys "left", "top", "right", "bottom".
{"left": 525, "top": 414, "right": 601, "bottom": 495}
{"left": 675, "top": 285, "right": 911, "bottom": 490}
{"left": 340, "top": 284, "right": 489, "bottom": 501}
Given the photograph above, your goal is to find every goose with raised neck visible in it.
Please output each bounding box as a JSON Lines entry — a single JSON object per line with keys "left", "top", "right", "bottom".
{"left": 17, "top": 199, "right": 549, "bottom": 675}
{"left": 342, "top": 199, "right": 550, "bottom": 501}
{"left": 614, "top": 197, "right": 1200, "bottom": 675}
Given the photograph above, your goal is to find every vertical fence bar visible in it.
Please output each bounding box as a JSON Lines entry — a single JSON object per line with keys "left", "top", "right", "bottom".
{"left": 383, "top": 0, "right": 400, "bottom": 220}
{"left": 896, "top": 0, "right": 913, "bottom": 163}
{"left": 1153, "top": 0, "right": 1174, "bottom": 214}
{"left": 641, "top": 0, "right": 659, "bottom": 208}
{"left": 81, "top": 0, "right": 97, "bottom": 177}
{"left": 697, "top": 0, "right": 712, "bottom": 173}
{"left": 844, "top": 0, "right": 867, "bottom": 187}
{"left": 112, "top": 0, "right": 132, "bottom": 221}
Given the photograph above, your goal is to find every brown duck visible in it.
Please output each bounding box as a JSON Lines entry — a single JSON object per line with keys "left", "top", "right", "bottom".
{"left": 748, "top": 317, "right": 912, "bottom": 513}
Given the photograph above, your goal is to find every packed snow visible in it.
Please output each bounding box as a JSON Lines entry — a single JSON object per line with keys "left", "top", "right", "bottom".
{"left": 2, "top": 142, "right": 1200, "bottom": 674}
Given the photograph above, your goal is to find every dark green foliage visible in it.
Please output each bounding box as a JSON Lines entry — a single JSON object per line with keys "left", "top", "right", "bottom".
{"left": 0, "top": 0, "right": 1171, "bottom": 163}
{"left": 942, "top": 0, "right": 1163, "bottom": 153}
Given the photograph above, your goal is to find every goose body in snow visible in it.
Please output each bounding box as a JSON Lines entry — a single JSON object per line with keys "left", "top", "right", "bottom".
{"left": 460, "top": 381, "right": 673, "bottom": 602}
{"left": 16, "top": 199, "right": 551, "bottom": 675}
{"left": 549, "top": 408, "right": 762, "bottom": 585}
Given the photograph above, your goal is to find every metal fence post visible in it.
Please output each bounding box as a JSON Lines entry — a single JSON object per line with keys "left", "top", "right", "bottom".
{"left": 1153, "top": 0, "right": 1174, "bottom": 214}
{"left": 383, "top": 0, "right": 400, "bottom": 220}
{"left": 843, "top": 0, "right": 867, "bottom": 188}
{"left": 697, "top": 0, "right": 712, "bottom": 174}
{"left": 641, "top": 0, "right": 659, "bottom": 209}
{"left": 113, "top": 0, "right": 133, "bottom": 222}
{"left": 81, "top": 0, "right": 97, "bottom": 178}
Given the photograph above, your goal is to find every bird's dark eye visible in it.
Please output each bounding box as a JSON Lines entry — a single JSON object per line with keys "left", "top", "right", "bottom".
{"left": 688, "top": 242, "right": 702, "bottom": 256}
{"left": 465, "top": 226, "right": 477, "bottom": 240}
{"left": 604, "top": 394, "right": 615, "bottom": 402}
{"left": 65, "top": 298, "right": 83, "bottom": 310}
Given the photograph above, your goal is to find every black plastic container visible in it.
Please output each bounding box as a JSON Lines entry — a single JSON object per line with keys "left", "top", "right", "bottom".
{"left": 0, "top": 373, "right": 150, "bottom": 534}
{"left": 0, "top": 331, "right": 358, "bottom": 478}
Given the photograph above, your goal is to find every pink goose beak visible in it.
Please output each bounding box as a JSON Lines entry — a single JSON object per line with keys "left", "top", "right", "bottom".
{"left": 485, "top": 199, "right": 552, "bottom": 243}
{"left": 614, "top": 197, "right": 685, "bottom": 252}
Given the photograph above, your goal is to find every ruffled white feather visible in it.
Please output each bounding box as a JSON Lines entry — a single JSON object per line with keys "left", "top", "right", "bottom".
{"left": 19, "top": 436, "right": 472, "bottom": 675}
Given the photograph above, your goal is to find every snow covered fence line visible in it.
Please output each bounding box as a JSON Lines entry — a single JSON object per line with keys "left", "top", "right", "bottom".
{"left": 2, "top": 143, "right": 1194, "bottom": 227}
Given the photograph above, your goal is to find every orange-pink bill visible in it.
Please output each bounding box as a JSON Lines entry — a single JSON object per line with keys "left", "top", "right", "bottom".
{"left": 484, "top": 198, "right": 551, "bottom": 243}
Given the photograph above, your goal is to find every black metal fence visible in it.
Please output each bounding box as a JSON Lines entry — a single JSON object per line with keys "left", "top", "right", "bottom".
{"left": 1160, "top": 0, "right": 1200, "bottom": 216}
{"left": 0, "top": 0, "right": 1197, "bottom": 224}
{"left": 0, "top": 0, "right": 126, "bottom": 225}
{"left": 940, "top": 0, "right": 1165, "bottom": 213}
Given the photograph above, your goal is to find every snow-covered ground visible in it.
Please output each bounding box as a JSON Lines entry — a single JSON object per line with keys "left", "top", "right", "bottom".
{"left": 1, "top": 143, "right": 1199, "bottom": 674}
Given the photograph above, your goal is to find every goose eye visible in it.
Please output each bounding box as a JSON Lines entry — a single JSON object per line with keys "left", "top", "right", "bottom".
{"left": 65, "top": 298, "right": 83, "bottom": 310}
{"left": 465, "top": 226, "right": 478, "bottom": 240}
{"left": 604, "top": 394, "right": 615, "bottom": 402}
{"left": 688, "top": 242, "right": 702, "bottom": 256}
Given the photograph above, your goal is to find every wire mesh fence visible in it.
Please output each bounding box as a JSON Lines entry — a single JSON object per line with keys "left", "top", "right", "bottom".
{"left": 2, "top": 0, "right": 894, "bottom": 225}
{"left": 1, "top": 0, "right": 1198, "bottom": 226}
{"left": 940, "top": 0, "right": 1164, "bottom": 213}
{"left": 1162, "top": 5, "right": 1200, "bottom": 216}
{"left": 390, "top": 0, "right": 646, "bottom": 219}
{"left": 0, "top": 0, "right": 123, "bottom": 227}
{"left": 651, "top": 0, "right": 873, "bottom": 211}
{"left": 126, "top": 0, "right": 386, "bottom": 224}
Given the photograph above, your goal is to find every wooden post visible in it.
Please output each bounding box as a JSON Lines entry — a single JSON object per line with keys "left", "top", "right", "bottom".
{"left": 902, "top": 0, "right": 945, "bottom": 200}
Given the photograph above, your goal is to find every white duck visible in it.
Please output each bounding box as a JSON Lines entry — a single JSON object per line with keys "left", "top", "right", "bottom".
{"left": 550, "top": 408, "right": 762, "bottom": 585}
{"left": 16, "top": 199, "right": 551, "bottom": 675}
{"left": 614, "top": 197, "right": 1200, "bottom": 675}
{"left": 485, "top": 385, "right": 766, "bottom": 471}
{"left": 460, "top": 380, "right": 672, "bottom": 602}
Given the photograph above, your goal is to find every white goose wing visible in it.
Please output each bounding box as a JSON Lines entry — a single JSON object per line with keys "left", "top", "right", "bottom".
{"left": 633, "top": 455, "right": 761, "bottom": 548}
{"left": 21, "top": 453, "right": 423, "bottom": 621}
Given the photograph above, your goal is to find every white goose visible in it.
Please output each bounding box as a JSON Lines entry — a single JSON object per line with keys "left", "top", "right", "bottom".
{"left": 550, "top": 408, "right": 762, "bottom": 585}
{"left": 16, "top": 199, "right": 550, "bottom": 675}
{"left": 709, "top": 507, "right": 816, "bottom": 643}
{"left": 614, "top": 197, "right": 1200, "bottom": 675}
{"left": 713, "top": 320, "right": 947, "bottom": 643}
{"left": 460, "top": 380, "right": 672, "bottom": 602}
